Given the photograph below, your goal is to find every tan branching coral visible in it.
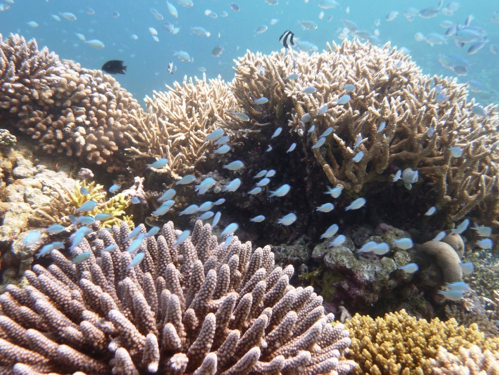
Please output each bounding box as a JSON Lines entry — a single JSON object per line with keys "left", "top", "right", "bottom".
{"left": 125, "top": 76, "right": 240, "bottom": 179}
{"left": 232, "top": 40, "right": 499, "bottom": 226}
{"left": 430, "top": 345, "right": 499, "bottom": 374}
{"left": 344, "top": 309, "right": 499, "bottom": 374}
{"left": 0, "top": 220, "right": 356, "bottom": 374}
{"left": 0, "top": 34, "right": 144, "bottom": 172}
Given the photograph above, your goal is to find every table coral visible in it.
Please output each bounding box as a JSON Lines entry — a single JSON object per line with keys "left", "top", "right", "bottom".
{"left": 344, "top": 309, "right": 499, "bottom": 374}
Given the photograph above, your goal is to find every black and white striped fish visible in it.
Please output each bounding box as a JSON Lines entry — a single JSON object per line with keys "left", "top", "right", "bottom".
{"left": 279, "top": 30, "right": 295, "bottom": 49}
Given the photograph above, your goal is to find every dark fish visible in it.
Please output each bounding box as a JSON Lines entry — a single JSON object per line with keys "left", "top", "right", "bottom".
{"left": 279, "top": 30, "right": 294, "bottom": 49}
{"left": 211, "top": 45, "right": 224, "bottom": 57}
{"left": 102, "top": 60, "right": 126, "bottom": 74}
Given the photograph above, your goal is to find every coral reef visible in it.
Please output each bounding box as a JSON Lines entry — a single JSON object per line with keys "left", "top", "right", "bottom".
{"left": 230, "top": 40, "right": 499, "bottom": 229}
{"left": 344, "top": 309, "right": 499, "bottom": 374}
{"left": 0, "top": 220, "right": 357, "bottom": 374}
{"left": 0, "top": 34, "right": 144, "bottom": 172}
{"left": 0, "top": 128, "right": 16, "bottom": 147}
{"left": 430, "top": 345, "right": 499, "bottom": 374}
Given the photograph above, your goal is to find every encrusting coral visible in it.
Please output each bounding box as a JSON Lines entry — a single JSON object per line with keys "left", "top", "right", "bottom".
{"left": 231, "top": 40, "right": 499, "bottom": 228}
{"left": 344, "top": 309, "right": 499, "bottom": 375}
{"left": 0, "top": 220, "right": 357, "bottom": 374}
{"left": 0, "top": 34, "right": 144, "bottom": 172}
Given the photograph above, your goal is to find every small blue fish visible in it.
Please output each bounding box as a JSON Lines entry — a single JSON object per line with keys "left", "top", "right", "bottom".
{"left": 256, "top": 178, "right": 270, "bottom": 187}
{"left": 460, "top": 262, "right": 474, "bottom": 276}
{"left": 198, "top": 211, "right": 214, "bottom": 220}
{"left": 392, "top": 238, "right": 413, "bottom": 250}
{"left": 320, "top": 127, "right": 333, "bottom": 138}
{"left": 76, "top": 216, "right": 96, "bottom": 226}
{"left": 446, "top": 282, "right": 470, "bottom": 293}
{"left": 435, "top": 93, "right": 448, "bottom": 103}
{"left": 214, "top": 136, "right": 230, "bottom": 145}
{"left": 321, "top": 224, "right": 339, "bottom": 239}
{"left": 266, "top": 146, "right": 273, "bottom": 152}
{"left": 277, "top": 213, "right": 297, "bottom": 226}
{"left": 372, "top": 243, "right": 390, "bottom": 255}
{"left": 70, "top": 233, "right": 86, "bottom": 251}
{"left": 214, "top": 198, "right": 226, "bottom": 205}
{"left": 223, "top": 236, "right": 234, "bottom": 248}
{"left": 152, "top": 200, "right": 175, "bottom": 217}
{"left": 250, "top": 215, "right": 266, "bottom": 222}
{"left": 398, "top": 263, "right": 419, "bottom": 273}
{"left": 354, "top": 135, "right": 363, "bottom": 149}
{"left": 471, "top": 224, "right": 492, "bottom": 237}
{"left": 451, "top": 219, "right": 469, "bottom": 234}
{"left": 147, "top": 158, "right": 168, "bottom": 169}
{"left": 316, "top": 203, "right": 335, "bottom": 212}
{"left": 352, "top": 151, "right": 364, "bottom": 163}
{"left": 392, "top": 170, "right": 402, "bottom": 182}
{"left": 37, "top": 242, "right": 63, "bottom": 258}
{"left": 312, "top": 137, "right": 326, "bottom": 150}
{"left": 95, "top": 213, "right": 113, "bottom": 221}
{"left": 302, "top": 114, "right": 312, "bottom": 124}
{"left": 450, "top": 146, "right": 462, "bottom": 158}
{"left": 329, "top": 234, "right": 346, "bottom": 247}
{"left": 127, "top": 252, "right": 145, "bottom": 269}
{"left": 438, "top": 289, "right": 463, "bottom": 301}
{"left": 302, "top": 87, "right": 317, "bottom": 94}
{"left": 109, "top": 184, "right": 121, "bottom": 194}
{"left": 212, "top": 212, "right": 221, "bottom": 227}
{"left": 317, "top": 105, "right": 328, "bottom": 115}
{"left": 345, "top": 197, "right": 366, "bottom": 211}
{"left": 23, "top": 231, "right": 42, "bottom": 247}
{"left": 266, "top": 170, "right": 276, "bottom": 178}
{"left": 254, "top": 170, "right": 268, "bottom": 179}
{"left": 358, "top": 241, "right": 378, "bottom": 253}
{"left": 127, "top": 233, "right": 145, "bottom": 253}
{"left": 176, "top": 175, "right": 196, "bottom": 185}
{"left": 131, "top": 197, "right": 141, "bottom": 205}
{"left": 195, "top": 178, "right": 216, "bottom": 194}
{"left": 287, "top": 143, "right": 297, "bottom": 153}
{"left": 145, "top": 226, "right": 160, "bottom": 238}
{"left": 476, "top": 238, "right": 493, "bottom": 250}
{"left": 158, "top": 188, "right": 177, "bottom": 202}
{"left": 80, "top": 187, "right": 91, "bottom": 196}
{"left": 271, "top": 127, "right": 282, "bottom": 139}
{"left": 173, "top": 230, "right": 191, "bottom": 248}
{"left": 377, "top": 122, "right": 386, "bottom": 133}
{"left": 337, "top": 94, "right": 351, "bottom": 105}
{"left": 286, "top": 73, "right": 299, "bottom": 80}
{"left": 425, "top": 207, "right": 436, "bottom": 216}
{"left": 179, "top": 204, "right": 199, "bottom": 216}
{"left": 214, "top": 145, "right": 231, "bottom": 154}
{"left": 68, "top": 215, "right": 77, "bottom": 225}
{"left": 221, "top": 223, "right": 238, "bottom": 236}
{"left": 433, "top": 231, "right": 446, "bottom": 241}
{"left": 73, "top": 252, "right": 92, "bottom": 264}
{"left": 223, "top": 178, "right": 242, "bottom": 192}
{"left": 254, "top": 97, "right": 269, "bottom": 105}
{"left": 126, "top": 226, "right": 142, "bottom": 241}
{"left": 103, "top": 244, "right": 118, "bottom": 252}
{"left": 76, "top": 200, "right": 97, "bottom": 212}
{"left": 325, "top": 186, "right": 342, "bottom": 198}
{"left": 199, "top": 201, "right": 214, "bottom": 211}
{"left": 248, "top": 187, "right": 263, "bottom": 195}
{"left": 231, "top": 112, "right": 250, "bottom": 121}
{"left": 205, "top": 128, "right": 224, "bottom": 142}
{"left": 223, "top": 161, "right": 245, "bottom": 171}
{"left": 44, "top": 224, "right": 66, "bottom": 234}
{"left": 343, "top": 83, "right": 356, "bottom": 92}
{"left": 270, "top": 184, "right": 291, "bottom": 198}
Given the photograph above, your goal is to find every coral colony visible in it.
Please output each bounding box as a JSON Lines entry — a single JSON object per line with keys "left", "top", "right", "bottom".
{"left": 1, "top": 32, "right": 499, "bottom": 374}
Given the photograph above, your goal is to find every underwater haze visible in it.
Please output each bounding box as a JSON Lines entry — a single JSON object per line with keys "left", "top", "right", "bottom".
{"left": 0, "top": 0, "right": 498, "bottom": 105}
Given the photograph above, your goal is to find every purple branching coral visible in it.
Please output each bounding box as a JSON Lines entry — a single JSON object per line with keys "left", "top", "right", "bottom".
{"left": 0, "top": 220, "right": 356, "bottom": 374}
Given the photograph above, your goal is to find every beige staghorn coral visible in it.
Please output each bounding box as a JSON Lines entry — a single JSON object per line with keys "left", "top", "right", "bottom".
{"left": 231, "top": 40, "right": 499, "bottom": 226}
{"left": 0, "top": 34, "right": 144, "bottom": 172}
{"left": 125, "top": 76, "right": 240, "bottom": 179}
{"left": 430, "top": 345, "right": 499, "bottom": 374}
{"left": 0, "top": 220, "right": 357, "bottom": 374}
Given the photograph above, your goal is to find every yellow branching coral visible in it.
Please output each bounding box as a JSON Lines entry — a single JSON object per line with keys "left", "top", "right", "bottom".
{"left": 344, "top": 309, "right": 499, "bottom": 374}
{"left": 232, "top": 40, "right": 499, "bottom": 227}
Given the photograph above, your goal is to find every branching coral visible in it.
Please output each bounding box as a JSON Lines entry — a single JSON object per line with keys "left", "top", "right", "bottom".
{"left": 231, "top": 40, "right": 499, "bottom": 227}
{"left": 0, "top": 34, "right": 144, "bottom": 172}
{"left": 430, "top": 345, "right": 499, "bottom": 374}
{"left": 344, "top": 309, "right": 499, "bottom": 374}
{"left": 0, "top": 220, "right": 357, "bottom": 374}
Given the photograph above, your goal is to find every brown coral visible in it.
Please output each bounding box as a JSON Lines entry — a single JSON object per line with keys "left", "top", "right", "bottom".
{"left": 344, "top": 309, "right": 499, "bottom": 374}
{"left": 0, "top": 220, "right": 356, "bottom": 374}
{"left": 0, "top": 34, "right": 144, "bottom": 172}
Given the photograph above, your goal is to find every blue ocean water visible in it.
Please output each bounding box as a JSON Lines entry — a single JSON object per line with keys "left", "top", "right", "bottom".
{"left": 0, "top": 0, "right": 497, "bottom": 105}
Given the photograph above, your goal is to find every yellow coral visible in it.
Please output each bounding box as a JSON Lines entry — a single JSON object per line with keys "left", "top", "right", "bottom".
{"left": 70, "top": 180, "right": 106, "bottom": 209}
{"left": 344, "top": 309, "right": 499, "bottom": 374}
{"left": 89, "top": 193, "right": 134, "bottom": 229}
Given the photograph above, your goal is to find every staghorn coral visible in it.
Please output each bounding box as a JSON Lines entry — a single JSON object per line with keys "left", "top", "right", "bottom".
{"left": 430, "top": 345, "right": 499, "bottom": 374}
{"left": 125, "top": 76, "right": 240, "bottom": 179}
{"left": 0, "top": 34, "right": 144, "bottom": 172}
{"left": 0, "top": 220, "right": 356, "bottom": 374}
{"left": 231, "top": 40, "right": 499, "bottom": 228}
{"left": 344, "top": 309, "right": 499, "bottom": 375}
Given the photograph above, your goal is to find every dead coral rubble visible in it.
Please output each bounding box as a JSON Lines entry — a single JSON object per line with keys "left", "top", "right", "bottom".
{"left": 0, "top": 220, "right": 356, "bottom": 374}
{"left": 0, "top": 34, "right": 144, "bottom": 172}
